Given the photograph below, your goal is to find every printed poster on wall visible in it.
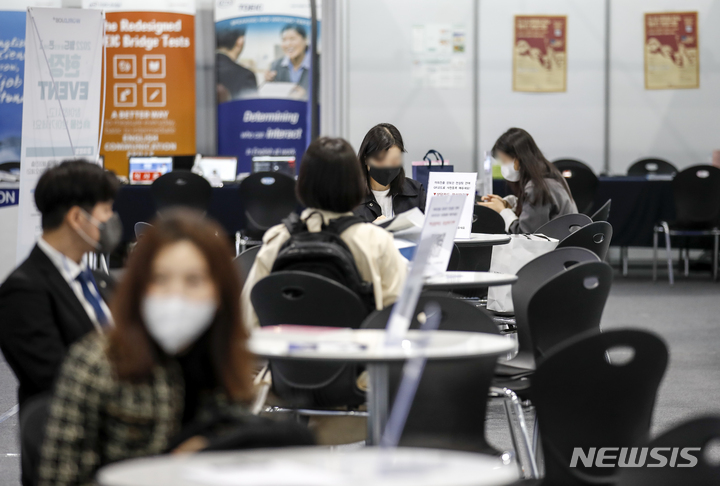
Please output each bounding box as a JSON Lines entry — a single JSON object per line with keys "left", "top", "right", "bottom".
{"left": 411, "top": 23, "right": 466, "bottom": 89}
{"left": 83, "top": 0, "right": 196, "bottom": 176}
{"left": 17, "top": 7, "right": 104, "bottom": 262}
{"left": 513, "top": 15, "right": 567, "bottom": 93}
{"left": 0, "top": 0, "right": 61, "bottom": 165}
{"left": 215, "top": 0, "right": 319, "bottom": 174}
{"left": 644, "top": 12, "right": 699, "bottom": 90}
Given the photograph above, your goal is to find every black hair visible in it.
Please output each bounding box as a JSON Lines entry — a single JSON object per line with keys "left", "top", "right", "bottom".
{"left": 296, "top": 137, "right": 365, "bottom": 212}
{"left": 492, "top": 127, "right": 573, "bottom": 216}
{"left": 34, "top": 159, "right": 119, "bottom": 230}
{"left": 357, "top": 123, "right": 407, "bottom": 197}
{"left": 216, "top": 26, "right": 247, "bottom": 50}
{"left": 281, "top": 23, "right": 307, "bottom": 39}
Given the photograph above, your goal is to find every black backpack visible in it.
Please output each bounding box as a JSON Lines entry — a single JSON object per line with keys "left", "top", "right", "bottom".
{"left": 271, "top": 212, "right": 376, "bottom": 312}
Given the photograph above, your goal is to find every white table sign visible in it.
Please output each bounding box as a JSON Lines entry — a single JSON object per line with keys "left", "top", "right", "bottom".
{"left": 425, "top": 171, "right": 477, "bottom": 238}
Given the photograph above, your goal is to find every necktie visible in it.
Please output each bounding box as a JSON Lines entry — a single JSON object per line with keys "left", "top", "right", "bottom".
{"left": 76, "top": 269, "right": 108, "bottom": 327}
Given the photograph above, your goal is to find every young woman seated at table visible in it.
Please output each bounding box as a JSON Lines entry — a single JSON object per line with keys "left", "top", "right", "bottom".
{"left": 38, "top": 211, "right": 255, "bottom": 486}
{"left": 353, "top": 123, "right": 426, "bottom": 222}
{"left": 479, "top": 127, "right": 578, "bottom": 234}
{"left": 241, "top": 136, "right": 407, "bottom": 329}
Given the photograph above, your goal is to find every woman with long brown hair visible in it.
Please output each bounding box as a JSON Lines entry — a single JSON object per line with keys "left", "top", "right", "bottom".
{"left": 38, "top": 210, "right": 253, "bottom": 486}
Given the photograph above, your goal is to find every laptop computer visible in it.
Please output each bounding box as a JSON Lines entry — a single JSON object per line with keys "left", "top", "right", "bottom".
{"left": 128, "top": 156, "right": 173, "bottom": 184}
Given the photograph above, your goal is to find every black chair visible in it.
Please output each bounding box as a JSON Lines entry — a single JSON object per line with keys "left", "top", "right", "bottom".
{"left": 627, "top": 157, "right": 678, "bottom": 177}
{"left": 361, "top": 292, "right": 502, "bottom": 454}
{"left": 617, "top": 416, "right": 720, "bottom": 486}
{"left": 472, "top": 204, "right": 506, "bottom": 234}
{"left": 0, "top": 161, "right": 20, "bottom": 173}
{"left": 250, "top": 271, "right": 369, "bottom": 408}
{"left": 653, "top": 165, "right": 720, "bottom": 284}
{"left": 532, "top": 329, "right": 668, "bottom": 486}
{"left": 239, "top": 172, "right": 297, "bottom": 240}
{"left": 557, "top": 221, "right": 613, "bottom": 261}
{"left": 590, "top": 199, "right": 611, "bottom": 222}
{"left": 534, "top": 213, "right": 592, "bottom": 240}
{"left": 233, "top": 245, "right": 261, "bottom": 284}
{"left": 553, "top": 159, "right": 599, "bottom": 215}
{"left": 447, "top": 243, "right": 460, "bottom": 271}
{"left": 495, "top": 247, "right": 601, "bottom": 376}
{"left": 151, "top": 171, "right": 212, "bottom": 212}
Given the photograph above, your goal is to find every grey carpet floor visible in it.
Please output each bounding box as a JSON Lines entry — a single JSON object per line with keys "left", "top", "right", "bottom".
{"left": 0, "top": 268, "right": 718, "bottom": 484}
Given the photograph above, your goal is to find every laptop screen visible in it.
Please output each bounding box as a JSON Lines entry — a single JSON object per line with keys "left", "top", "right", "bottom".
{"left": 128, "top": 156, "right": 173, "bottom": 184}
{"left": 195, "top": 156, "right": 238, "bottom": 182}
{"left": 251, "top": 156, "right": 296, "bottom": 177}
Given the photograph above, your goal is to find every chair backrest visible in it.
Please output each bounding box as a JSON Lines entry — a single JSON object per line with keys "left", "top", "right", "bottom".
{"left": 672, "top": 165, "right": 720, "bottom": 226}
{"left": 151, "top": 171, "right": 212, "bottom": 212}
{"left": 362, "top": 292, "right": 500, "bottom": 453}
{"left": 510, "top": 247, "right": 601, "bottom": 369}
{"left": 250, "top": 271, "right": 369, "bottom": 407}
{"left": 535, "top": 213, "right": 592, "bottom": 240}
{"left": 0, "top": 161, "right": 20, "bottom": 173}
{"left": 617, "top": 416, "right": 720, "bottom": 486}
{"left": 534, "top": 329, "right": 668, "bottom": 486}
{"left": 472, "top": 204, "right": 506, "bottom": 234}
{"left": 233, "top": 245, "right": 261, "bottom": 284}
{"left": 134, "top": 222, "right": 153, "bottom": 240}
{"left": 590, "top": 199, "right": 611, "bottom": 222}
{"left": 447, "top": 244, "right": 460, "bottom": 271}
{"left": 627, "top": 157, "right": 678, "bottom": 176}
{"left": 557, "top": 221, "right": 613, "bottom": 260}
{"left": 553, "top": 159, "right": 599, "bottom": 214}
{"left": 527, "top": 260, "right": 613, "bottom": 360}
{"left": 239, "top": 172, "right": 297, "bottom": 239}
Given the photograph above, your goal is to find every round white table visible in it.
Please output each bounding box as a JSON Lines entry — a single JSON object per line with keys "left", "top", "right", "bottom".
{"left": 423, "top": 271, "right": 517, "bottom": 290}
{"left": 249, "top": 327, "right": 515, "bottom": 445}
{"left": 454, "top": 233, "right": 511, "bottom": 247}
{"left": 97, "top": 447, "right": 519, "bottom": 486}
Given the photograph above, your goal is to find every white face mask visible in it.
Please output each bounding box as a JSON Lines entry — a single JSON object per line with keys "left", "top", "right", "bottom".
{"left": 141, "top": 295, "right": 217, "bottom": 355}
{"left": 499, "top": 159, "right": 521, "bottom": 182}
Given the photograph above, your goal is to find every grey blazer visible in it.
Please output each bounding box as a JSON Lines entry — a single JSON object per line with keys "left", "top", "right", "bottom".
{"left": 501, "top": 178, "right": 578, "bottom": 234}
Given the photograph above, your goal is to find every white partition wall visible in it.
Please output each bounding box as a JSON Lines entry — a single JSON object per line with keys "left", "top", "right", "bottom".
{"left": 608, "top": 0, "right": 720, "bottom": 174}
{"left": 478, "top": 0, "right": 608, "bottom": 174}
{"left": 346, "top": 0, "right": 476, "bottom": 172}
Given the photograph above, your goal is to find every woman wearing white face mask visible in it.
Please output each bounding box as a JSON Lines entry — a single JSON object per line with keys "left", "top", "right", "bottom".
{"left": 37, "top": 211, "right": 255, "bottom": 486}
{"left": 479, "top": 127, "right": 577, "bottom": 234}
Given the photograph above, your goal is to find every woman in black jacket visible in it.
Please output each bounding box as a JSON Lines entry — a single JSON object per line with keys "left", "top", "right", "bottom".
{"left": 353, "top": 123, "right": 427, "bottom": 222}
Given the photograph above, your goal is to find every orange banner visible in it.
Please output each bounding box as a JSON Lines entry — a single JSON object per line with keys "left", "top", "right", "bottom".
{"left": 100, "top": 11, "right": 195, "bottom": 175}
{"left": 644, "top": 12, "right": 699, "bottom": 90}
{"left": 513, "top": 15, "right": 567, "bottom": 93}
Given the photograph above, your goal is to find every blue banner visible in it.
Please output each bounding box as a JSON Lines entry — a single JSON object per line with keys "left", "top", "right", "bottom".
{"left": 214, "top": 3, "right": 317, "bottom": 174}
{"left": 0, "top": 11, "right": 25, "bottom": 164}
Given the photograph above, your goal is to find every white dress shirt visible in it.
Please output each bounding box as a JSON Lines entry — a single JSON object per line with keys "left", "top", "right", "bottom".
{"left": 37, "top": 238, "right": 113, "bottom": 331}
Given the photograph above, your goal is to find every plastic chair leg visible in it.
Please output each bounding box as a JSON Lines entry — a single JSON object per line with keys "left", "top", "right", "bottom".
{"left": 653, "top": 229, "right": 659, "bottom": 281}
{"left": 662, "top": 222, "right": 674, "bottom": 285}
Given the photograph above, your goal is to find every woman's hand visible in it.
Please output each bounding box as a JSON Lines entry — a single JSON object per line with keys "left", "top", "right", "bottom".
{"left": 265, "top": 70, "right": 277, "bottom": 82}
{"left": 374, "top": 215, "right": 387, "bottom": 223}
{"left": 478, "top": 195, "right": 507, "bottom": 214}
{"left": 171, "top": 435, "right": 209, "bottom": 454}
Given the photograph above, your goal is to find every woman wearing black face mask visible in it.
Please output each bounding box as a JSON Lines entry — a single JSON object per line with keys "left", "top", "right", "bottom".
{"left": 354, "top": 123, "right": 427, "bottom": 222}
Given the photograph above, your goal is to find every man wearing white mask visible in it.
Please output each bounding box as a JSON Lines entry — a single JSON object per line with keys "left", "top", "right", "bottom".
{"left": 479, "top": 127, "right": 577, "bottom": 233}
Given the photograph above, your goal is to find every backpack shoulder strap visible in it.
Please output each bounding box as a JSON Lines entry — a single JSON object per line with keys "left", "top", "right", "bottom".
{"left": 325, "top": 215, "right": 367, "bottom": 235}
{"left": 281, "top": 212, "right": 306, "bottom": 235}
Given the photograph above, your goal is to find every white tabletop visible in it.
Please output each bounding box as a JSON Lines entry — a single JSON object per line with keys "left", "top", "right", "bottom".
{"left": 454, "top": 233, "right": 511, "bottom": 247}
{"left": 248, "top": 327, "right": 515, "bottom": 362}
{"left": 423, "top": 271, "right": 517, "bottom": 290}
{"left": 97, "top": 447, "right": 518, "bottom": 486}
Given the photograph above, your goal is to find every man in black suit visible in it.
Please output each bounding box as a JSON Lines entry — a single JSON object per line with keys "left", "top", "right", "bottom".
{"left": 216, "top": 26, "right": 258, "bottom": 101}
{"left": 0, "top": 160, "right": 120, "bottom": 485}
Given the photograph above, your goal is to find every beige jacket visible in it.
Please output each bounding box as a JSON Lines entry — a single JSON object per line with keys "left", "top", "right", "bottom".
{"left": 241, "top": 208, "right": 408, "bottom": 329}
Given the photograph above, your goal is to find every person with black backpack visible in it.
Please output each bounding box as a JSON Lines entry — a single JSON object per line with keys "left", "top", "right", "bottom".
{"left": 241, "top": 137, "right": 408, "bottom": 329}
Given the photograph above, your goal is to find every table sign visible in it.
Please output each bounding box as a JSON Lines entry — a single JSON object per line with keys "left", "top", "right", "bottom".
{"left": 425, "top": 171, "right": 476, "bottom": 238}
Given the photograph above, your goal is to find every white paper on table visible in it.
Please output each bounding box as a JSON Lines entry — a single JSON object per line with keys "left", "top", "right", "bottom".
{"left": 425, "top": 172, "right": 477, "bottom": 238}
{"left": 375, "top": 207, "right": 425, "bottom": 233}
{"left": 184, "top": 462, "right": 342, "bottom": 486}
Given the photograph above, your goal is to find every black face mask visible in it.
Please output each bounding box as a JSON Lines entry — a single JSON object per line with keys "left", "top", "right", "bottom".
{"left": 368, "top": 166, "right": 401, "bottom": 187}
